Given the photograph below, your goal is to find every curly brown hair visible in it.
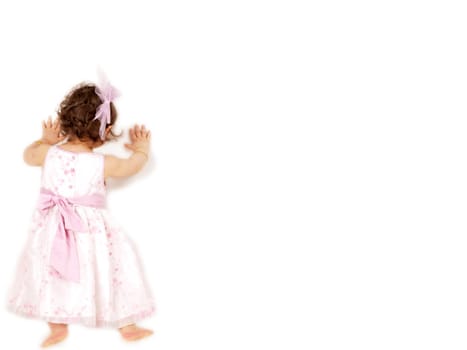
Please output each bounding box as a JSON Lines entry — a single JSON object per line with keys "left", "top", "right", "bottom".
{"left": 58, "top": 83, "right": 118, "bottom": 144}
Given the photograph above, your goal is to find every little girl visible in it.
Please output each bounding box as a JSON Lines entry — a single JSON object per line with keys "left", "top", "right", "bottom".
{"left": 7, "top": 78, "right": 155, "bottom": 347}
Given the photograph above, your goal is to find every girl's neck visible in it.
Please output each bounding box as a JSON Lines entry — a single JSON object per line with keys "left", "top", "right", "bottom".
{"left": 60, "top": 138, "right": 96, "bottom": 153}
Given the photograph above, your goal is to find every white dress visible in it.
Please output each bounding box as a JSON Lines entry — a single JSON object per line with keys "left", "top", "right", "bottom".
{"left": 7, "top": 146, "right": 155, "bottom": 328}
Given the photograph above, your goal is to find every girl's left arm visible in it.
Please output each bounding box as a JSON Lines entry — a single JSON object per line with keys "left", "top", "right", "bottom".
{"left": 24, "top": 117, "right": 64, "bottom": 166}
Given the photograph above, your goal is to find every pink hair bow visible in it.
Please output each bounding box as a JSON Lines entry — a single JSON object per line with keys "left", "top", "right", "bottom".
{"left": 94, "top": 73, "right": 120, "bottom": 140}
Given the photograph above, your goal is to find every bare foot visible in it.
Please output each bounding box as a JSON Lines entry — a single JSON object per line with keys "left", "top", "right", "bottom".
{"left": 41, "top": 323, "right": 68, "bottom": 348}
{"left": 119, "top": 324, "right": 153, "bottom": 341}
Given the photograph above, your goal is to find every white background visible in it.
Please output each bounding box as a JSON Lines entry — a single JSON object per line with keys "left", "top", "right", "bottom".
{"left": 0, "top": 1, "right": 466, "bottom": 349}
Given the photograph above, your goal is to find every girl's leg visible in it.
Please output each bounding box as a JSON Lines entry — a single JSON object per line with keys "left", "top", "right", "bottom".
{"left": 119, "top": 324, "right": 153, "bottom": 341}
{"left": 41, "top": 322, "right": 68, "bottom": 348}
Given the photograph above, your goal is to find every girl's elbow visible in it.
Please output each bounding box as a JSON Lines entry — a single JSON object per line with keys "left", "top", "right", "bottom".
{"left": 23, "top": 150, "right": 40, "bottom": 166}
{"left": 23, "top": 151, "right": 33, "bottom": 165}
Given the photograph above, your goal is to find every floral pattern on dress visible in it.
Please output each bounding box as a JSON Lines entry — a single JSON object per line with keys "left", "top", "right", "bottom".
{"left": 7, "top": 146, "right": 155, "bottom": 328}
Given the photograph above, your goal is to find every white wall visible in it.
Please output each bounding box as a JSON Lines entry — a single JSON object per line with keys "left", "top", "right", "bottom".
{"left": 0, "top": 1, "right": 466, "bottom": 349}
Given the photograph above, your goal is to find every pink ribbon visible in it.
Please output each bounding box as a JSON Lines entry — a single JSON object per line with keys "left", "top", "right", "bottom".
{"left": 93, "top": 72, "right": 120, "bottom": 140}
{"left": 38, "top": 188, "right": 105, "bottom": 283}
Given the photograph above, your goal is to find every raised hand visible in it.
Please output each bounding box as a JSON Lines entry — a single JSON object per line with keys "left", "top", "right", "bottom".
{"left": 41, "top": 117, "right": 64, "bottom": 145}
{"left": 124, "top": 124, "right": 151, "bottom": 156}
{"left": 104, "top": 124, "right": 152, "bottom": 178}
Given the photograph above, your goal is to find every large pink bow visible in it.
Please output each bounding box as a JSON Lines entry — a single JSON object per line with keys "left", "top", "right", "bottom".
{"left": 38, "top": 188, "right": 105, "bottom": 282}
{"left": 94, "top": 72, "right": 120, "bottom": 140}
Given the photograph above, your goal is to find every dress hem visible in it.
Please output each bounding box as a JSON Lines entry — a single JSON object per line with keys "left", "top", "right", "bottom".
{"left": 7, "top": 304, "right": 156, "bottom": 328}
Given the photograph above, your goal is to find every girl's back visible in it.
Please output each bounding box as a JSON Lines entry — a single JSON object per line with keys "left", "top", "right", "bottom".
{"left": 42, "top": 146, "right": 105, "bottom": 198}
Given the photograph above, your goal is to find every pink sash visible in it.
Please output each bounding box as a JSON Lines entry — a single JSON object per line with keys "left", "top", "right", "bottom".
{"left": 38, "top": 188, "right": 105, "bottom": 283}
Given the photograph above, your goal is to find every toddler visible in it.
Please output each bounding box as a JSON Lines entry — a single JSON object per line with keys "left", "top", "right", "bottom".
{"left": 7, "top": 78, "right": 155, "bottom": 347}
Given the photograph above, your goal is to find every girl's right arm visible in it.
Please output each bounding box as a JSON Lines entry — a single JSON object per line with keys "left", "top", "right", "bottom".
{"left": 104, "top": 124, "right": 151, "bottom": 178}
